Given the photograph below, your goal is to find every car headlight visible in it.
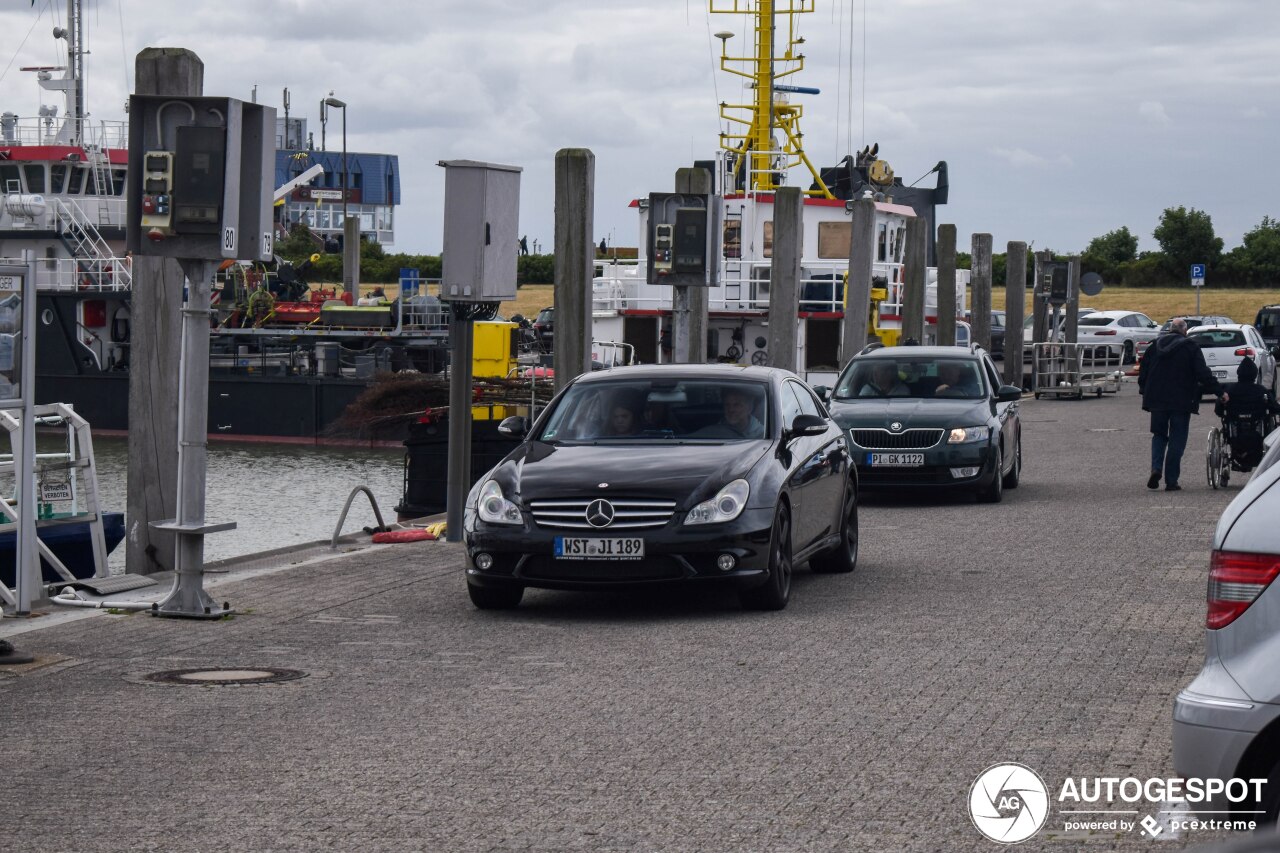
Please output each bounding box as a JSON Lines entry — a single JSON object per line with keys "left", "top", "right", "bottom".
{"left": 947, "top": 425, "right": 992, "bottom": 444}
{"left": 684, "top": 479, "right": 750, "bottom": 526}
{"left": 477, "top": 480, "right": 522, "bottom": 525}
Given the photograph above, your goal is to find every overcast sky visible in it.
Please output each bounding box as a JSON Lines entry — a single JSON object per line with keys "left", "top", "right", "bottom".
{"left": 2, "top": 0, "right": 1277, "bottom": 258}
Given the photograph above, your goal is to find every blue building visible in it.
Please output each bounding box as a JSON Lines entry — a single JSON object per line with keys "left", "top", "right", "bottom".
{"left": 275, "top": 145, "right": 401, "bottom": 247}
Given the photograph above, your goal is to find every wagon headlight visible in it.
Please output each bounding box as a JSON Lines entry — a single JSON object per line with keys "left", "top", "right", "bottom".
{"left": 477, "top": 480, "right": 521, "bottom": 525}
{"left": 947, "top": 425, "right": 991, "bottom": 444}
{"left": 684, "top": 479, "right": 750, "bottom": 526}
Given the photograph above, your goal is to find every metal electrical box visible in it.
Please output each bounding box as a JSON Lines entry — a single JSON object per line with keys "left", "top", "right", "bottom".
{"left": 1045, "top": 262, "right": 1072, "bottom": 305}
{"left": 439, "top": 159, "right": 522, "bottom": 302}
{"left": 126, "top": 96, "right": 276, "bottom": 262}
{"left": 646, "top": 192, "right": 711, "bottom": 286}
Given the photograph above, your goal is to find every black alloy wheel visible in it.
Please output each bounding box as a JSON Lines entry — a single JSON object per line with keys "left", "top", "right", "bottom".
{"left": 979, "top": 447, "right": 1004, "bottom": 503}
{"left": 467, "top": 581, "right": 525, "bottom": 610}
{"left": 740, "top": 504, "right": 792, "bottom": 611}
{"left": 1002, "top": 436, "right": 1022, "bottom": 489}
{"left": 810, "top": 483, "right": 858, "bottom": 574}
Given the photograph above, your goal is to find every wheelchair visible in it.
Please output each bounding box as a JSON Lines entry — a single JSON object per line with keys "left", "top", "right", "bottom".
{"left": 1206, "top": 410, "right": 1275, "bottom": 489}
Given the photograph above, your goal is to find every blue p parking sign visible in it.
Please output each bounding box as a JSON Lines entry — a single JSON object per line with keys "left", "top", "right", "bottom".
{"left": 1190, "top": 263, "right": 1205, "bottom": 288}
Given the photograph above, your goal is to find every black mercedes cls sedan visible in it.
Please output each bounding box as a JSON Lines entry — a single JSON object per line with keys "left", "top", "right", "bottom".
{"left": 463, "top": 365, "right": 858, "bottom": 611}
{"left": 825, "top": 346, "right": 1023, "bottom": 502}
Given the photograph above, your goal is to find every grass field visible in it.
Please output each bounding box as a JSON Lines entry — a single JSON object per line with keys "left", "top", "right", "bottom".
{"left": 505, "top": 283, "right": 1279, "bottom": 326}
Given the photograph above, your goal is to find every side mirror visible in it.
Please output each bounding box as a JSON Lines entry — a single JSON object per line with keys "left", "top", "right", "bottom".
{"left": 995, "top": 385, "right": 1022, "bottom": 403}
{"left": 786, "top": 413, "right": 828, "bottom": 440}
{"left": 1270, "top": 345, "right": 1279, "bottom": 358}
{"left": 812, "top": 385, "right": 831, "bottom": 402}
{"left": 497, "top": 416, "right": 528, "bottom": 437}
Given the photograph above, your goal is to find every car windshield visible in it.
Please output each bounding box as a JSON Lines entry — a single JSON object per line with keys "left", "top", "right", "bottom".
{"left": 1078, "top": 316, "right": 1117, "bottom": 327}
{"left": 834, "top": 357, "right": 986, "bottom": 400}
{"left": 1189, "top": 329, "right": 1246, "bottom": 348}
{"left": 536, "top": 379, "right": 771, "bottom": 442}
{"left": 535, "top": 309, "right": 553, "bottom": 323}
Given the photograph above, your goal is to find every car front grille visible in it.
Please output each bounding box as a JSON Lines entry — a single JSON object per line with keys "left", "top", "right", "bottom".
{"left": 528, "top": 498, "right": 678, "bottom": 530}
{"left": 850, "top": 428, "right": 944, "bottom": 450}
{"left": 519, "top": 555, "right": 685, "bottom": 582}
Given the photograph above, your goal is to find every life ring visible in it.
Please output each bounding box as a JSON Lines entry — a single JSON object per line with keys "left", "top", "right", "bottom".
{"left": 371, "top": 528, "right": 436, "bottom": 543}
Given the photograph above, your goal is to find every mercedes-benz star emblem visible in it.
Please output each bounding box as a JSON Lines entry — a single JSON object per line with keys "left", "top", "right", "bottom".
{"left": 889, "top": 421, "right": 904, "bottom": 432}
{"left": 585, "top": 499, "right": 615, "bottom": 528}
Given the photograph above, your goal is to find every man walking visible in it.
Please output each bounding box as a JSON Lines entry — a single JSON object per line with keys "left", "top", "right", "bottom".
{"left": 1138, "top": 318, "right": 1224, "bottom": 490}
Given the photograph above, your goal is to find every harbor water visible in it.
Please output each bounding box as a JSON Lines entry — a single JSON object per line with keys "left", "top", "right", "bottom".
{"left": 85, "top": 437, "right": 410, "bottom": 572}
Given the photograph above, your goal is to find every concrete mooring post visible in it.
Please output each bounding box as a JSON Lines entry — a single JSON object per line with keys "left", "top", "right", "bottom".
{"left": 970, "top": 233, "right": 993, "bottom": 351}
{"left": 935, "top": 224, "right": 957, "bottom": 346}
{"left": 841, "top": 197, "right": 876, "bottom": 366}
{"left": 553, "top": 149, "right": 594, "bottom": 391}
{"left": 126, "top": 48, "right": 203, "bottom": 575}
{"left": 672, "top": 167, "right": 711, "bottom": 363}
{"left": 1004, "top": 241, "right": 1028, "bottom": 388}
{"left": 901, "top": 217, "right": 927, "bottom": 345}
{"left": 768, "top": 187, "right": 802, "bottom": 372}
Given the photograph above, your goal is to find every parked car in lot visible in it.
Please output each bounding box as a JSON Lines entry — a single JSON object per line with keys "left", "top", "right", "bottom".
{"left": 1256, "top": 305, "right": 1280, "bottom": 350}
{"left": 1021, "top": 308, "right": 1098, "bottom": 361}
{"left": 463, "top": 364, "right": 858, "bottom": 611}
{"left": 1138, "top": 315, "right": 1235, "bottom": 360}
{"left": 1172, "top": 436, "right": 1280, "bottom": 827}
{"left": 1075, "top": 310, "right": 1160, "bottom": 363}
{"left": 1188, "top": 324, "right": 1279, "bottom": 393}
{"left": 964, "top": 310, "right": 1005, "bottom": 359}
{"left": 825, "top": 346, "right": 1022, "bottom": 502}
{"left": 532, "top": 307, "right": 555, "bottom": 352}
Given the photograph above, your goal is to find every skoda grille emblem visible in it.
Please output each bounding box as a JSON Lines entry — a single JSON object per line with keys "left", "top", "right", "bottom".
{"left": 585, "top": 499, "right": 615, "bottom": 528}
{"left": 889, "top": 421, "right": 904, "bottom": 432}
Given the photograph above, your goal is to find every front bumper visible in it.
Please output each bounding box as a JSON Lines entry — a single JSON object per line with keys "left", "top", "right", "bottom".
{"left": 849, "top": 441, "right": 998, "bottom": 489}
{"left": 464, "top": 506, "right": 776, "bottom": 591}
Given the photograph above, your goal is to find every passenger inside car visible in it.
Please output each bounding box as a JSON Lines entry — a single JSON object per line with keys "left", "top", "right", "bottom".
{"left": 691, "top": 387, "right": 766, "bottom": 439}
{"left": 933, "top": 361, "right": 983, "bottom": 397}
{"left": 858, "top": 362, "right": 910, "bottom": 397}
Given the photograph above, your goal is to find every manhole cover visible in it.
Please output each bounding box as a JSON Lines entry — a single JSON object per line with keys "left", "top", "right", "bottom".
{"left": 143, "top": 667, "right": 308, "bottom": 686}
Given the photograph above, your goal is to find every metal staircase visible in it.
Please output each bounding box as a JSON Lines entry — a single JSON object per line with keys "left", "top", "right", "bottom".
{"left": 52, "top": 197, "right": 130, "bottom": 290}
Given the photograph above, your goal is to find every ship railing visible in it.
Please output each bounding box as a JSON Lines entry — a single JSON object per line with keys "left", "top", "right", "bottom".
{"left": 0, "top": 116, "right": 128, "bottom": 149}
{"left": 0, "top": 255, "right": 131, "bottom": 292}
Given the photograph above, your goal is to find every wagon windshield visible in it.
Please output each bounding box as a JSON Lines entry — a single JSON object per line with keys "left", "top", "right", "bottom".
{"left": 537, "top": 379, "right": 772, "bottom": 442}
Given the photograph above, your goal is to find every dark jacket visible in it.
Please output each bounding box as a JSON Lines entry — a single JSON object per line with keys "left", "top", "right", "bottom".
{"left": 1138, "top": 332, "right": 1222, "bottom": 413}
{"left": 1214, "top": 358, "right": 1280, "bottom": 419}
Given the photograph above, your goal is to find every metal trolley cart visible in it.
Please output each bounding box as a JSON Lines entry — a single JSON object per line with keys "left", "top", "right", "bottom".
{"left": 1032, "top": 342, "right": 1124, "bottom": 399}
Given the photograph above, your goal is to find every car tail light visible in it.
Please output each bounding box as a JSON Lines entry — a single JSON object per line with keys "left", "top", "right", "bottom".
{"left": 1093, "top": 329, "right": 1117, "bottom": 336}
{"left": 1234, "top": 347, "right": 1255, "bottom": 358}
{"left": 1207, "top": 550, "right": 1280, "bottom": 629}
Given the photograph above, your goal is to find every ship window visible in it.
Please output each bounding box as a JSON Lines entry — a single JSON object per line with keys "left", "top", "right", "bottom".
{"left": 0, "top": 165, "right": 19, "bottom": 194}
{"left": 65, "top": 167, "right": 83, "bottom": 194}
{"left": 893, "top": 226, "right": 905, "bottom": 262}
{"left": 877, "top": 223, "right": 887, "bottom": 262}
{"left": 23, "top": 164, "right": 47, "bottom": 194}
{"left": 817, "top": 221, "right": 852, "bottom": 259}
{"left": 49, "top": 164, "right": 69, "bottom": 194}
{"left": 82, "top": 167, "right": 97, "bottom": 195}
{"left": 111, "top": 169, "right": 126, "bottom": 196}
{"left": 762, "top": 221, "right": 773, "bottom": 258}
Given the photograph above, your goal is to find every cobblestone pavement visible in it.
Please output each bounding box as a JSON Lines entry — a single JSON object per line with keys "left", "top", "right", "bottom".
{"left": 0, "top": 382, "right": 1254, "bottom": 852}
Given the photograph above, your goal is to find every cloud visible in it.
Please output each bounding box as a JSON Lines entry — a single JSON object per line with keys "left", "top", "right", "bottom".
{"left": 1138, "top": 100, "right": 1172, "bottom": 126}
{"left": 1241, "top": 106, "right": 1265, "bottom": 119}
{"left": 991, "top": 148, "right": 1073, "bottom": 169}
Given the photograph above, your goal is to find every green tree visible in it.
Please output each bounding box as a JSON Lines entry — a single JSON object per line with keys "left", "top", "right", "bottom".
{"left": 1082, "top": 226, "right": 1138, "bottom": 283}
{"left": 1152, "top": 207, "right": 1223, "bottom": 280}
{"left": 1221, "top": 216, "right": 1280, "bottom": 287}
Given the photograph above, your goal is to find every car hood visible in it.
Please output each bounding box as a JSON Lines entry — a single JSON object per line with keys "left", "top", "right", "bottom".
{"left": 494, "top": 440, "right": 773, "bottom": 508}
{"left": 828, "top": 397, "right": 993, "bottom": 429}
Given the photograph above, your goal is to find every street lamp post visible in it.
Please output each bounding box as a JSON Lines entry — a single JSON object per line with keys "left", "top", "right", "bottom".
{"left": 323, "top": 96, "right": 352, "bottom": 291}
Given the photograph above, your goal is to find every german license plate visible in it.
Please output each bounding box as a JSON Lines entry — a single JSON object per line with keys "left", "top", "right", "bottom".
{"left": 554, "top": 537, "right": 644, "bottom": 560}
{"left": 1213, "top": 370, "right": 1228, "bottom": 379}
{"left": 867, "top": 452, "right": 924, "bottom": 466}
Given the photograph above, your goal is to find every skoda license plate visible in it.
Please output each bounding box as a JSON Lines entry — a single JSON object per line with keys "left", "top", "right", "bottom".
{"left": 555, "top": 537, "right": 644, "bottom": 560}
{"left": 867, "top": 452, "right": 924, "bottom": 467}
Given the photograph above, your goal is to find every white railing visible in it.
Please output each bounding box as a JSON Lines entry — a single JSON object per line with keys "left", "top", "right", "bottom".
{"left": 0, "top": 256, "right": 130, "bottom": 292}
{"left": 0, "top": 194, "right": 127, "bottom": 233}
{"left": 0, "top": 116, "right": 128, "bottom": 149}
